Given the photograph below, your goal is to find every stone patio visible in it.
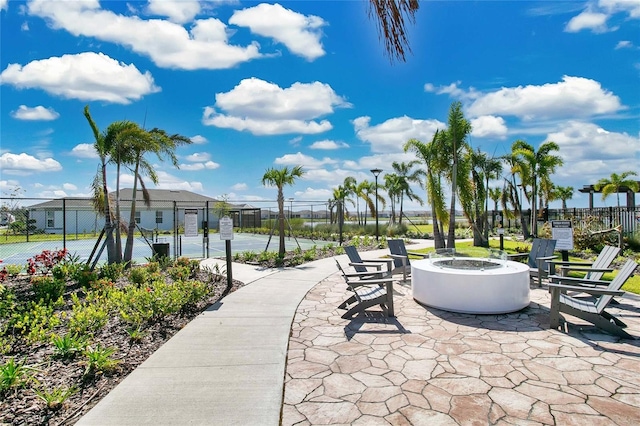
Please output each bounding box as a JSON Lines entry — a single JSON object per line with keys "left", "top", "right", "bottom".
{"left": 283, "top": 274, "right": 640, "bottom": 425}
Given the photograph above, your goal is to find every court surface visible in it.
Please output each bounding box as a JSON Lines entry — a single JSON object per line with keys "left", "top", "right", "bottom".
{"left": 0, "top": 233, "right": 332, "bottom": 266}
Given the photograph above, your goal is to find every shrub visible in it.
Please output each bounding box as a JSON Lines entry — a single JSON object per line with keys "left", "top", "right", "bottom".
{"left": 31, "top": 276, "right": 66, "bottom": 303}
{"left": 68, "top": 294, "right": 109, "bottom": 335}
{"left": 83, "top": 344, "right": 120, "bottom": 376}
{"left": 0, "top": 357, "right": 38, "bottom": 394}
{"left": 128, "top": 267, "right": 149, "bottom": 286}
{"left": 51, "top": 333, "right": 87, "bottom": 360}
{"left": 99, "top": 262, "right": 126, "bottom": 281}
{"left": 10, "top": 301, "right": 61, "bottom": 344}
{"left": 52, "top": 253, "right": 83, "bottom": 281}
{"left": 35, "top": 385, "right": 77, "bottom": 410}
{"left": 27, "top": 249, "right": 69, "bottom": 276}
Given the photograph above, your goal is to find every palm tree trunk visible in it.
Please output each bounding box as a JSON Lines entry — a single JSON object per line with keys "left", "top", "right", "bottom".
{"left": 115, "top": 162, "right": 123, "bottom": 262}
{"left": 123, "top": 157, "right": 141, "bottom": 264}
{"left": 101, "top": 162, "right": 116, "bottom": 264}
{"left": 278, "top": 188, "right": 285, "bottom": 257}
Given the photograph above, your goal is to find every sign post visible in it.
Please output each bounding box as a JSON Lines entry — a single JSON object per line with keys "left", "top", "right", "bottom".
{"left": 219, "top": 216, "right": 234, "bottom": 288}
{"left": 551, "top": 220, "right": 573, "bottom": 262}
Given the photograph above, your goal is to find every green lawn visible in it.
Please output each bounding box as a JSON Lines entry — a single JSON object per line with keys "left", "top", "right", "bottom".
{"left": 407, "top": 238, "right": 640, "bottom": 295}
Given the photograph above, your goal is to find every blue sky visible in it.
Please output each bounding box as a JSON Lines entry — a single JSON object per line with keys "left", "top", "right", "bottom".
{"left": 1, "top": 0, "right": 639, "bottom": 212}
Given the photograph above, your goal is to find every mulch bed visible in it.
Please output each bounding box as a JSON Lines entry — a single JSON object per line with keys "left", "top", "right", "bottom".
{"left": 0, "top": 270, "right": 244, "bottom": 426}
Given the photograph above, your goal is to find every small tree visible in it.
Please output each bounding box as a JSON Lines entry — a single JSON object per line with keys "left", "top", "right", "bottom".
{"left": 261, "top": 166, "right": 305, "bottom": 257}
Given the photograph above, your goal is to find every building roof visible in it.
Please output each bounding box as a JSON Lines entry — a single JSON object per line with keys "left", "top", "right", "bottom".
{"left": 29, "top": 189, "right": 219, "bottom": 209}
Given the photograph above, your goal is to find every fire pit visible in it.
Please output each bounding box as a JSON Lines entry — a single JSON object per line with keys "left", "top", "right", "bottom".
{"left": 411, "top": 248, "right": 530, "bottom": 314}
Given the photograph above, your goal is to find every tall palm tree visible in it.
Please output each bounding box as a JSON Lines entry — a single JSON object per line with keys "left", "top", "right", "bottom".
{"left": 123, "top": 128, "right": 192, "bottom": 264}
{"left": 261, "top": 166, "right": 305, "bottom": 256}
{"left": 500, "top": 151, "right": 530, "bottom": 239}
{"left": 555, "top": 186, "right": 574, "bottom": 210}
{"left": 84, "top": 106, "right": 137, "bottom": 264}
{"left": 367, "top": 0, "right": 420, "bottom": 62}
{"left": 440, "top": 102, "right": 472, "bottom": 248}
{"left": 488, "top": 187, "right": 502, "bottom": 212}
{"left": 383, "top": 173, "right": 403, "bottom": 225}
{"left": 391, "top": 160, "right": 424, "bottom": 224}
{"left": 512, "top": 139, "right": 563, "bottom": 236}
{"left": 404, "top": 134, "right": 447, "bottom": 248}
{"left": 595, "top": 171, "right": 639, "bottom": 211}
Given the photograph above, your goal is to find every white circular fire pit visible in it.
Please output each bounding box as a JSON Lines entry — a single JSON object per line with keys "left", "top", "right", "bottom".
{"left": 411, "top": 249, "right": 530, "bottom": 314}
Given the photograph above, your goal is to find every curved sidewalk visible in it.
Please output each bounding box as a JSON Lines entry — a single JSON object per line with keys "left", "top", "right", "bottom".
{"left": 78, "top": 242, "right": 432, "bottom": 425}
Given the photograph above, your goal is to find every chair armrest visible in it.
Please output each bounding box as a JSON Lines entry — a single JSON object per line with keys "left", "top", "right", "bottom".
{"left": 349, "top": 262, "right": 382, "bottom": 271}
{"left": 547, "top": 282, "right": 624, "bottom": 296}
{"left": 548, "top": 275, "right": 610, "bottom": 287}
{"left": 549, "top": 260, "right": 594, "bottom": 267}
{"left": 406, "top": 251, "right": 429, "bottom": 258}
{"left": 388, "top": 254, "right": 409, "bottom": 264}
{"left": 355, "top": 258, "right": 394, "bottom": 271}
{"left": 347, "top": 277, "right": 395, "bottom": 286}
{"left": 507, "top": 252, "right": 529, "bottom": 260}
{"left": 342, "top": 270, "right": 388, "bottom": 279}
{"left": 560, "top": 266, "right": 613, "bottom": 274}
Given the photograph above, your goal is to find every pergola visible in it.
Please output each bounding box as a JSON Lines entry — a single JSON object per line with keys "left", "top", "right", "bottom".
{"left": 578, "top": 181, "right": 639, "bottom": 209}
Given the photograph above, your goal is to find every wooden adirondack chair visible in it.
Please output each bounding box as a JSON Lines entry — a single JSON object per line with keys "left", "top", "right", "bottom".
{"left": 508, "top": 238, "right": 557, "bottom": 286}
{"left": 335, "top": 259, "right": 395, "bottom": 319}
{"left": 387, "top": 239, "right": 429, "bottom": 281}
{"left": 548, "top": 245, "right": 620, "bottom": 282}
{"left": 344, "top": 245, "right": 393, "bottom": 278}
{"left": 548, "top": 259, "right": 637, "bottom": 339}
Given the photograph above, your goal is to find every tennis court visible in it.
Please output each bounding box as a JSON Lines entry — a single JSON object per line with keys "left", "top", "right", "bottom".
{"left": 0, "top": 233, "right": 331, "bottom": 267}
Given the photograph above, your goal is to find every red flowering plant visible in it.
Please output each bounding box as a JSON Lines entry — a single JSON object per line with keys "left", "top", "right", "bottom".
{"left": 27, "top": 249, "right": 69, "bottom": 276}
{"left": 0, "top": 260, "right": 7, "bottom": 283}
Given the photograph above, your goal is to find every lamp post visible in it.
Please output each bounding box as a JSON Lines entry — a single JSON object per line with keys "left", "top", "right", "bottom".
{"left": 370, "top": 168, "right": 382, "bottom": 241}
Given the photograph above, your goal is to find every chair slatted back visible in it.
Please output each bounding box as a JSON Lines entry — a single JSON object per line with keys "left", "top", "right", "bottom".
{"left": 529, "top": 238, "right": 557, "bottom": 269}
{"left": 344, "top": 246, "right": 367, "bottom": 273}
{"left": 587, "top": 245, "right": 621, "bottom": 281}
{"left": 595, "top": 259, "right": 638, "bottom": 313}
{"left": 387, "top": 239, "right": 409, "bottom": 268}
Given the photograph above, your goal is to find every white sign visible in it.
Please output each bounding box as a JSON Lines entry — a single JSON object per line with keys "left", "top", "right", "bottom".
{"left": 219, "top": 216, "right": 234, "bottom": 240}
{"left": 551, "top": 220, "right": 573, "bottom": 251}
{"left": 184, "top": 209, "right": 198, "bottom": 237}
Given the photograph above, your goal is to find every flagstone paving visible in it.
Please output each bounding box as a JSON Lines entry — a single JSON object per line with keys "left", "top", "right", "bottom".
{"left": 283, "top": 274, "right": 640, "bottom": 425}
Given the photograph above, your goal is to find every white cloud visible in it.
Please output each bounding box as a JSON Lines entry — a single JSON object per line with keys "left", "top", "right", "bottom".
{"left": 229, "top": 3, "right": 325, "bottom": 61}
{"left": 467, "top": 76, "right": 623, "bottom": 120}
{"left": 353, "top": 116, "right": 445, "bottom": 154}
{"left": 470, "top": 115, "right": 508, "bottom": 139}
{"left": 185, "top": 152, "right": 211, "bottom": 162}
{"left": 146, "top": 0, "right": 201, "bottom": 24}
{"left": 565, "top": 0, "right": 640, "bottom": 33}
{"left": 124, "top": 170, "right": 205, "bottom": 192}
{"left": 232, "top": 183, "right": 248, "bottom": 191}
{"left": 565, "top": 10, "right": 610, "bottom": 33}
{"left": 38, "top": 189, "right": 68, "bottom": 198}
{"left": 203, "top": 78, "right": 349, "bottom": 135}
{"left": 294, "top": 187, "right": 333, "bottom": 200}
{"left": 548, "top": 121, "right": 640, "bottom": 183}
{"left": 26, "top": 0, "right": 262, "bottom": 70}
{"left": 274, "top": 152, "right": 336, "bottom": 168}
{"left": 0, "top": 0, "right": 7, "bottom": 11}
{"left": 10, "top": 105, "right": 60, "bottom": 121}
{"left": 62, "top": 183, "right": 77, "bottom": 191}
{"left": 0, "top": 152, "right": 62, "bottom": 175}
{"left": 0, "top": 179, "right": 21, "bottom": 192}
{"left": 190, "top": 135, "right": 208, "bottom": 144}
{"left": 178, "top": 161, "right": 220, "bottom": 171}
{"left": 615, "top": 40, "right": 633, "bottom": 49}
{"left": 424, "top": 81, "right": 480, "bottom": 101}
{"left": 309, "top": 139, "right": 349, "bottom": 150}
{"left": 70, "top": 143, "right": 98, "bottom": 159}
{"left": 0, "top": 52, "right": 159, "bottom": 104}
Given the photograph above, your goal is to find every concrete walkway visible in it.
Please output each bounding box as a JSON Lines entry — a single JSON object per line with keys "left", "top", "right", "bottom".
{"left": 78, "top": 242, "right": 432, "bottom": 425}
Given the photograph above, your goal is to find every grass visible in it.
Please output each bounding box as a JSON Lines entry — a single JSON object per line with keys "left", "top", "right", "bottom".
{"left": 406, "top": 238, "right": 640, "bottom": 295}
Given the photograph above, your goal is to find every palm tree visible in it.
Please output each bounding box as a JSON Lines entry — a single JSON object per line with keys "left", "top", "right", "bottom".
{"left": 123, "top": 128, "right": 192, "bottom": 264}
{"left": 383, "top": 173, "right": 402, "bottom": 225}
{"left": 441, "top": 102, "right": 472, "bottom": 248}
{"left": 595, "top": 171, "right": 639, "bottom": 211}
{"left": 391, "top": 160, "right": 424, "bottom": 224}
{"left": 404, "top": 134, "right": 447, "bottom": 248}
{"left": 512, "top": 139, "right": 563, "bottom": 236}
{"left": 500, "top": 151, "right": 530, "bottom": 239}
{"left": 555, "top": 186, "right": 574, "bottom": 210}
{"left": 84, "top": 106, "right": 137, "bottom": 264}
{"left": 261, "top": 166, "right": 305, "bottom": 256}
{"left": 367, "top": 0, "right": 420, "bottom": 62}
{"left": 488, "top": 187, "right": 502, "bottom": 211}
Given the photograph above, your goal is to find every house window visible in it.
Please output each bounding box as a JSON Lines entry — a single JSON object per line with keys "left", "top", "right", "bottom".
{"left": 135, "top": 211, "right": 141, "bottom": 224}
{"left": 46, "top": 210, "right": 55, "bottom": 228}
{"left": 155, "top": 210, "right": 163, "bottom": 224}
